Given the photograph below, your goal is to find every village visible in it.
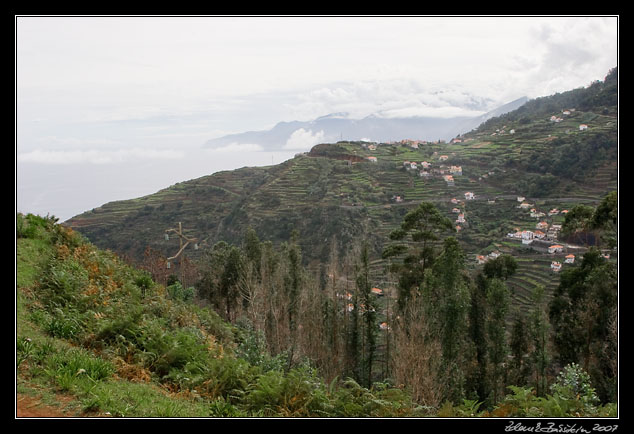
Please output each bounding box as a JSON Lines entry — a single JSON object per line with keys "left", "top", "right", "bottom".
{"left": 357, "top": 131, "right": 602, "bottom": 276}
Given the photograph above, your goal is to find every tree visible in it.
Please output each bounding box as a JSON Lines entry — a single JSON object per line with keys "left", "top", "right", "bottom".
{"left": 422, "top": 237, "right": 471, "bottom": 404}
{"left": 590, "top": 191, "right": 617, "bottom": 249}
{"left": 548, "top": 248, "right": 617, "bottom": 402}
{"left": 284, "top": 230, "right": 304, "bottom": 369}
{"left": 195, "top": 241, "right": 244, "bottom": 322}
{"left": 382, "top": 201, "right": 454, "bottom": 312}
{"left": 467, "top": 273, "right": 489, "bottom": 404}
{"left": 486, "top": 278, "right": 510, "bottom": 405}
{"left": 508, "top": 312, "right": 531, "bottom": 388}
{"left": 220, "top": 245, "right": 244, "bottom": 322}
{"left": 560, "top": 204, "right": 595, "bottom": 246}
{"left": 355, "top": 242, "right": 378, "bottom": 388}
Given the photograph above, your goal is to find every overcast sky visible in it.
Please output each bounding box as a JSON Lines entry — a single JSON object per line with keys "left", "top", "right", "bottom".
{"left": 16, "top": 16, "right": 618, "bottom": 221}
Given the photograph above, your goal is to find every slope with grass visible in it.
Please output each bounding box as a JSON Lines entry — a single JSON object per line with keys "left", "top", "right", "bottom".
{"left": 16, "top": 213, "right": 618, "bottom": 418}
{"left": 16, "top": 213, "right": 434, "bottom": 417}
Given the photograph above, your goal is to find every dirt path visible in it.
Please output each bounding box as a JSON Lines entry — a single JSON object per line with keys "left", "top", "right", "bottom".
{"left": 16, "top": 394, "right": 72, "bottom": 418}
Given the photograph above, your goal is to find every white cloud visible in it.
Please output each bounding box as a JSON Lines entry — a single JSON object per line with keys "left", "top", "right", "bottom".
{"left": 206, "top": 143, "right": 264, "bottom": 153}
{"left": 283, "top": 128, "right": 325, "bottom": 151}
{"left": 17, "top": 148, "right": 185, "bottom": 165}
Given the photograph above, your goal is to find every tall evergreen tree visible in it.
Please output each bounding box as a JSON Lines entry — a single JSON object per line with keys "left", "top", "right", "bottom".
{"left": 356, "top": 242, "right": 377, "bottom": 388}
{"left": 382, "top": 201, "right": 454, "bottom": 313}
{"left": 467, "top": 272, "right": 489, "bottom": 404}
{"left": 423, "top": 237, "right": 470, "bottom": 404}
{"left": 549, "top": 248, "right": 617, "bottom": 402}
{"left": 486, "top": 278, "right": 510, "bottom": 405}
{"left": 530, "top": 285, "right": 550, "bottom": 397}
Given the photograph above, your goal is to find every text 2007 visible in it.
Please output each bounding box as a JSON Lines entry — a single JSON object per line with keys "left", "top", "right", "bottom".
{"left": 593, "top": 425, "right": 618, "bottom": 433}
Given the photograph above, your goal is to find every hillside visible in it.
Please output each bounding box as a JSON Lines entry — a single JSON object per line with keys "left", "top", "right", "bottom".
{"left": 66, "top": 69, "right": 617, "bottom": 310}
{"left": 17, "top": 213, "right": 618, "bottom": 418}
{"left": 16, "top": 214, "right": 428, "bottom": 417}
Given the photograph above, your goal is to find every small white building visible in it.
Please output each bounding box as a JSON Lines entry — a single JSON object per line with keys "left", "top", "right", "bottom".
{"left": 521, "top": 230, "right": 534, "bottom": 245}
{"left": 450, "top": 165, "right": 462, "bottom": 176}
{"left": 548, "top": 245, "right": 564, "bottom": 254}
{"left": 579, "top": 124, "right": 588, "bottom": 131}
{"left": 551, "top": 261, "right": 562, "bottom": 272}
{"left": 565, "top": 254, "right": 575, "bottom": 264}
{"left": 536, "top": 221, "right": 549, "bottom": 230}
{"left": 465, "top": 192, "right": 475, "bottom": 200}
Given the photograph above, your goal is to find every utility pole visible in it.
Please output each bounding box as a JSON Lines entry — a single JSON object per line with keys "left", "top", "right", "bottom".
{"left": 164, "top": 222, "right": 199, "bottom": 287}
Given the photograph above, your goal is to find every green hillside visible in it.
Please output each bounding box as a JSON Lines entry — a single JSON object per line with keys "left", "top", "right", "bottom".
{"left": 65, "top": 69, "right": 618, "bottom": 317}
{"left": 16, "top": 213, "right": 430, "bottom": 417}
{"left": 16, "top": 213, "right": 617, "bottom": 418}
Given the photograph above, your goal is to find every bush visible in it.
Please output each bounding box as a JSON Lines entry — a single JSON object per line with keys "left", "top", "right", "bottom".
{"left": 166, "top": 281, "right": 195, "bottom": 302}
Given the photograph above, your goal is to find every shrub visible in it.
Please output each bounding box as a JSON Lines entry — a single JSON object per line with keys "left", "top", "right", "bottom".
{"left": 166, "top": 281, "right": 195, "bottom": 302}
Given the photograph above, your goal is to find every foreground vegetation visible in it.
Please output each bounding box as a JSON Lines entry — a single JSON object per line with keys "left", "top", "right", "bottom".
{"left": 16, "top": 212, "right": 617, "bottom": 417}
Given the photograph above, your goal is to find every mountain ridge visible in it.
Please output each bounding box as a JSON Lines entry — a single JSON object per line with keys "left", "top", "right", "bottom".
{"left": 204, "top": 97, "right": 529, "bottom": 151}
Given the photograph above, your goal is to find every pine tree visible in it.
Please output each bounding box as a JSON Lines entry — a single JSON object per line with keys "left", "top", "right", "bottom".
{"left": 530, "top": 285, "right": 550, "bottom": 397}
{"left": 382, "top": 201, "right": 454, "bottom": 313}
{"left": 423, "top": 237, "right": 470, "bottom": 404}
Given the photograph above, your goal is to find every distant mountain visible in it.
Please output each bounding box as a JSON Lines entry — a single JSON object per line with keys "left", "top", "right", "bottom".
{"left": 203, "top": 97, "right": 529, "bottom": 150}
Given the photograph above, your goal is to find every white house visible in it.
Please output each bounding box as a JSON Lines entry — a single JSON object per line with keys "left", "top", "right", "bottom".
{"left": 565, "top": 254, "right": 575, "bottom": 264}
{"left": 517, "top": 196, "right": 525, "bottom": 202}
{"left": 548, "top": 245, "right": 564, "bottom": 254}
{"left": 551, "top": 261, "right": 562, "bottom": 272}
{"left": 521, "top": 230, "right": 534, "bottom": 245}
{"left": 456, "top": 213, "right": 466, "bottom": 223}
{"left": 465, "top": 192, "right": 475, "bottom": 200}
{"left": 536, "top": 221, "right": 549, "bottom": 230}
{"left": 367, "top": 156, "right": 377, "bottom": 163}
{"left": 579, "top": 124, "right": 588, "bottom": 131}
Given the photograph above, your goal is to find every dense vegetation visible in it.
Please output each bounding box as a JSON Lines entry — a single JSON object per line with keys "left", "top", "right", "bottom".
{"left": 17, "top": 201, "right": 617, "bottom": 417}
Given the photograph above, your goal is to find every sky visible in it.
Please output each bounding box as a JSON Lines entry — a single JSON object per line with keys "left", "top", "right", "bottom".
{"left": 15, "top": 16, "right": 618, "bottom": 222}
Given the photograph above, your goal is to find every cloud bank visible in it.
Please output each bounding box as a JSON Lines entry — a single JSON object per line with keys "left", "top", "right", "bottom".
{"left": 17, "top": 148, "right": 185, "bottom": 165}
{"left": 283, "top": 128, "right": 325, "bottom": 151}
